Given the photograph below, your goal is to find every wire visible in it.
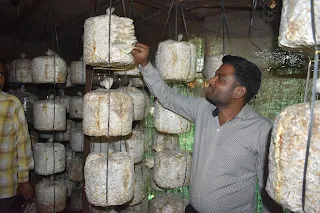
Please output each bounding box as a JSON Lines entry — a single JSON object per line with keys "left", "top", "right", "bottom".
{"left": 212, "top": 0, "right": 232, "bottom": 55}
{"left": 175, "top": 2, "right": 178, "bottom": 41}
{"left": 41, "top": 1, "right": 52, "bottom": 52}
{"left": 95, "top": 0, "right": 99, "bottom": 15}
{"left": 161, "top": 0, "right": 175, "bottom": 41}
{"left": 304, "top": 61, "right": 312, "bottom": 103}
{"left": 105, "top": 0, "right": 113, "bottom": 211}
{"left": 302, "top": 1, "right": 318, "bottom": 211}
{"left": 180, "top": 3, "right": 188, "bottom": 39}
{"left": 122, "top": 0, "right": 127, "bottom": 17}
{"left": 50, "top": 0, "right": 58, "bottom": 211}
{"left": 160, "top": 0, "right": 189, "bottom": 41}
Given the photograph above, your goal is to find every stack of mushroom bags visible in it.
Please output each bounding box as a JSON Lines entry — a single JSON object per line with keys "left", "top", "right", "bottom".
{"left": 81, "top": 7, "right": 153, "bottom": 213}
{"left": 265, "top": 1, "right": 320, "bottom": 213}
{"left": 27, "top": 48, "right": 70, "bottom": 213}
{"left": 140, "top": 37, "right": 195, "bottom": 213}
{"left": 82, "top": 6, "right": 197, "bottom": 212}
{"left": 5, "top": 48, "right": 75, "bottom": 213}
{"left": 20, "top": 45, "right": 89, "bottom": 212}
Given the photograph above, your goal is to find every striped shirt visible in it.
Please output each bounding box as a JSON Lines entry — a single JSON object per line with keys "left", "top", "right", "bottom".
{"left": 0, "top": 91, "right": 34, "bottom": 199}
{"left": 140, "top": 63, "right": 273, "bottom": 213}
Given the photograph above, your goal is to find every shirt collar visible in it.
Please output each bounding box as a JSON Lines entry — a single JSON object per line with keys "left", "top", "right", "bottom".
{"left": 235, "top": 104, "right": 251, "bottom": 120}
{"left": 0, "top": 91, "right": 10, "bottom": 101}
{"left": 211, "top": 104, "right": 251, "bottom": 120}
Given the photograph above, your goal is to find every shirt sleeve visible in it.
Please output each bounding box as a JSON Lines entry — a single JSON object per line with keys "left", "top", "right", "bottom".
{"left": 14, "top": 102, "right": 34, "bottom": 183}
{"left": 257, "top": 123, "right": 282, "bottom": 213}
{"left": 139, "top": 62, "right": 203, "bottom": 122}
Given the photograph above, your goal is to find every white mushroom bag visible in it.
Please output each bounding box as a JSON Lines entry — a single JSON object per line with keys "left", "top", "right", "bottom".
{"left": 31, "top": 49, "right": 67, "bottom": 83}
{"left": 156, "top": 37, "right": 196, "bottom": 82}
{"left": 266, "top": 101, "right": 320, "bottom": 213}
{"left": 279, "top": 0, "right": 320, "bottom": 50}
{"left": 83, "top": 7, "right": 137, "bottom": 66}
{"left": 84, "top": 152, "right": 134, "bottom": 206}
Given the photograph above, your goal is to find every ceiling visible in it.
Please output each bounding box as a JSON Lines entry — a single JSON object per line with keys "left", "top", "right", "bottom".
{"left": 0, "top": 0, "right": 278, "bottom": 61}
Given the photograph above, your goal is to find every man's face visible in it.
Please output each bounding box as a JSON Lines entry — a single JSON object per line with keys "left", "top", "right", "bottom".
{"left": 0, "top": 63, "right": 5, "bottom": 91}
{"left": 205, "top": 63, "right": 240, "bottom": 106}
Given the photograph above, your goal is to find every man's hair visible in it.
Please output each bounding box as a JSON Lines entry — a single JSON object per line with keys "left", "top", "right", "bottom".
{"left": 222, "top": 55, "right": 261, "bottom": 103}
{"left": 0, "top": 58, "right": 6, "bottom": 65}
{"left": 0, "top": 58, "right": 7, "bottom": 72}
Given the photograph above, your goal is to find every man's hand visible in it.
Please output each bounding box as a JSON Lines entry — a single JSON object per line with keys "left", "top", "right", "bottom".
{"left": 131, "top": 42, "right": 150, "bottom": 67}
{"left": 17, "top": 181, "right": 34, "bottom": 200}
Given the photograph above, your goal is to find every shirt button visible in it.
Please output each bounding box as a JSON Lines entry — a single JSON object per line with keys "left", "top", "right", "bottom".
{"left": 217, "top": 129, "right": 220, "bottom": 132}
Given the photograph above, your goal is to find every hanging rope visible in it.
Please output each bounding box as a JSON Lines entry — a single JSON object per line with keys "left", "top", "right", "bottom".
{"left": 11, "top": 15, "right": 21, "bottom": 62}
{"left": 48, "top": 0, "right": 63, "bottom": 211}
{"left": 248, "top": 0, "right": 270, "bottom": 51}
{"left": 302, "top": 0, "right": 318, "bottom": 211}
{"left": 175, "top": 2, "right": 178, "bottom": 41}
{"left": 304, "top": 60, "right": 312, "bottom": 103}
{"left": 180, "top": 3, "right": 188, "bottom": 39}
{"left": 51, "top": 0, "right": 57, "bottom": 210}
{"left": 41, "top": 2, "right": 52, "bottom": 52}
{"left": 161, "top": 0, "right": 176, "bottom": 41}
{"left": 122, "top": 0, "right": 127, "bottom": 17}
{"left": 161, "top": 0, "right": 188, "bottom": 41}
{"left": 106, "top": 0, "right": 113, "bottom": 210}
{"left": 214, "top": 0, "right": 232, "bottom": 55}
{"left": 129, "top": 0, "right": 138, "bottom": 27}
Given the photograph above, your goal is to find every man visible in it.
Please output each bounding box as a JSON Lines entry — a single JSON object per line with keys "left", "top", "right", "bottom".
{"left": 132, "top": 43, "right": 281, "bottom": 213}
{"left": 0, "top": 61, "right": 34, "bottom": 212}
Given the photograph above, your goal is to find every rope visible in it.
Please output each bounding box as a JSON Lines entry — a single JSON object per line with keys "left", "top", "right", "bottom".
{"left": 105, "top": 0, "right": 113, "bottom": 210}
{"left": 161, "top": 0, "right": 176, "bottom": 41}
{"left": 302, "top": 0, "right": 318, "bottom": 211}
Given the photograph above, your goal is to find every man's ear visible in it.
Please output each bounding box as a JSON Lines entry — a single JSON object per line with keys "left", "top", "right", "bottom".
{"left": 234, "top": 86, "right": 246, "bottom": 99}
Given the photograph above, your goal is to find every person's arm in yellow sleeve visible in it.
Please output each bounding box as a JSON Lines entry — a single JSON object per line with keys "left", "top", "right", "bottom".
{"left": 14, "top": 102, "right": 34, "bottom": 200}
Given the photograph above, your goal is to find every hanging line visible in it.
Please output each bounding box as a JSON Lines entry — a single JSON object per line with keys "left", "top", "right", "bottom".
{"left": 105, "top": 0, "right": 114, "bottom": 210}
{"left": 180, "top": 2, "right": 188, "bottom": 39}
{"left": 161, "top": 0, "right": 189, "bottom": 41}
{"left": 161, "top": 0, "right": 176, "bottom": 41}
{"left": 304, "top": 60, "right": 312, "bottom": 103}
{"left": 23, "top": 0, "right": 33, "bottom": 57}
{"left": 11, "top": 9, "right": 22, "bottom": 83}
{"left": 215, "top": 0, "right": 232, "bottom": 56}
{"left": 95, "top": 0, "right": 99, "bottom": 15}
{"left": 182, "top": 83, "right": 189, "bottom": 204}
{"left": 120, "top": 0, "right": 140, "bottom": 154}
{"left": 41, "top": 1, "right": 52, "bottom": 52}
{"left": 175, "top": 2, "right": 178, "bottom": 41}
{"left": 248, "top": 0, "right": 270, "bottom": 51}
{"left": 82, "top": 58, "right": 85, "bottom": 86}
{"left": 121, "top": 0, "right": 127, "bottom": 17}
{"left": 174, "top": 1, "right": 189, "bottom": 40}
{"left": 36, "top": 0, "right": 51, "bottom": 95}
{"left": 50, "top": 0, "right": 61, "bottom": 211}
{"left": 129, "top": 0, "right": 138, "bottom": 29}
{"left": 302, "top": 0, "right": 318, "bottom": 211}
{"left": 179, "top": 7, "right": 191, "bottom": 201}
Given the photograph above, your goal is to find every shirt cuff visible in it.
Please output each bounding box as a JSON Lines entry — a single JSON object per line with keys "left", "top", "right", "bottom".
{"left": 138, "top": 62, "right": 157, "bottom": 78}
{"left": 18, "top": 171, "right": 29, "bottom": 183}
